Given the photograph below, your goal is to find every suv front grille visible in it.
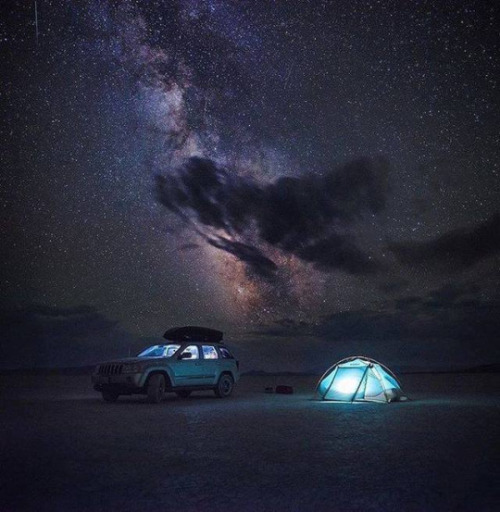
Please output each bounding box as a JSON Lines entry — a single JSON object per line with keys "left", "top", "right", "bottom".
{"left": 98, "top": 364, "right": 123, "bottom": 376}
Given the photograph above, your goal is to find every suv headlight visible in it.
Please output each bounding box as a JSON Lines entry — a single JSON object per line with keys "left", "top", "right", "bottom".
{"left": 122, "top": 363, "right": 140, "bottom": 374}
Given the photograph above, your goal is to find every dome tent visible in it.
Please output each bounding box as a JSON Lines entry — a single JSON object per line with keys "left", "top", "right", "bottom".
{"left": 316, "top": 356, "right": 407, "bottom": 403}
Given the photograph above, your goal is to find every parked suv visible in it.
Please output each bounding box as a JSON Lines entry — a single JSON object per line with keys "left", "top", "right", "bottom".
{"left": 91, "top": 326, "right": 240, "bottom": 403}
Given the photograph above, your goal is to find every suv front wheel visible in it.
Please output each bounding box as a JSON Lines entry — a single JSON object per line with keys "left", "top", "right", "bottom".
{"left": 215, "top": 373, "right": 234, "bottom": 398}
{"left": 147, "top": 374, "right": 166, "bottom": 403}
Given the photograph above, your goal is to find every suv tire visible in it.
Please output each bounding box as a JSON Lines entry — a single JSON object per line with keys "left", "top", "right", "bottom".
{"left": 215, "top": 373, "right": 234, "bottom": 398}
{"left": 147, "top": 374, "right": 166, "bottom": 403}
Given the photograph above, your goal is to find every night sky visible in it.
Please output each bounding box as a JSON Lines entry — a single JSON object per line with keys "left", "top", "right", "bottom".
{"left": 1, "top": 0, "right": 499, "bottom": 371}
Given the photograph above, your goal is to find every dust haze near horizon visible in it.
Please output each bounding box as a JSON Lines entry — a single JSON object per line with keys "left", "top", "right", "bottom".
{"left": 1, "top": 1, "right": 499, "bottom": 370}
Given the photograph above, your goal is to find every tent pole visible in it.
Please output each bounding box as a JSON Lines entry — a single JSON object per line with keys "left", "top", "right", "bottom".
{"left": 371, "top": 365, "right": 390, "bottom": 402}
{"left": 322, "top": 367, "right": 339, "bottom": 400}
{"left": 351, "top": 365, "right": 370, "bottom": 403}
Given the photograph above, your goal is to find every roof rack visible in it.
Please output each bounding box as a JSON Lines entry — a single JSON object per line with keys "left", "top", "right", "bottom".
{"left": 163, "top": 326, "right": 223, "bottom": 343}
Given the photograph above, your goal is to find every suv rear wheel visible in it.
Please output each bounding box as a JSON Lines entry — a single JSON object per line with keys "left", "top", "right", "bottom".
{"left": 147, "top": 374, "right": 166, "bottom": 403}
{"left": 215, "top": 374, "right": 234, "bottom": 398}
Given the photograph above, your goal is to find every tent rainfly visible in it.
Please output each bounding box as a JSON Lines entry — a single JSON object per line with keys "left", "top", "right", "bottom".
{"left": 316, "top": 356, "right": 407, "bottom": 403}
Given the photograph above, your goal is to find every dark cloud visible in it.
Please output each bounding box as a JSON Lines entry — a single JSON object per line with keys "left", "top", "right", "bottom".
{"left": 378, "top": 278, "right": 409, "bottom": 294}
{"left": 390, "top": 213, "right": 500, "bottom": 271}
{"left": 0, "top": 304, "right": 135, "bottom": 368}
{"left": 297, "top": 235, "right": 382, "bottom": 274}
{"left": 206, "top": 236, "right": 278, "bottom": 279}
{"left": 393, "top": 282, "right": 481, "bottom": 312}
{"left": 314, "top": 297, "right": 499, "bottom": 345}
{"left": 426, "top": 282, "right": 480, "bottom": 305}
{"left": 156, "top": 157, "right": 389, "bottom": 277}
{"left": 257, "top": 282, "right": 499, "bottom": 350}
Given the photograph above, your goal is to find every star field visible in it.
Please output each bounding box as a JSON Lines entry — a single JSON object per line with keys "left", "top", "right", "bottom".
{"left": 1, "top": 0, "right": 499, "bottom": 369}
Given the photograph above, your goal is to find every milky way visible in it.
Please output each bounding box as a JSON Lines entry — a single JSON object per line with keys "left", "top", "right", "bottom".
{"left": 1, "top": 1, "right": 499, "bottom": 369}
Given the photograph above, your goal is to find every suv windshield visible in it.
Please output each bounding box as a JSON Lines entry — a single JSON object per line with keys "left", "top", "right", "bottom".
{"left": 137, "top": 344, "right": 180, "bottom": 358}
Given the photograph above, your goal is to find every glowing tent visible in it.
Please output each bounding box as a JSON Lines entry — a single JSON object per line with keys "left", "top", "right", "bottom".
{"left": 316, "top": 356, "right": 407, "bottom": 403}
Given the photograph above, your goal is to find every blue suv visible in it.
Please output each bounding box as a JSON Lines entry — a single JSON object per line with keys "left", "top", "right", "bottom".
{"left": 91, "top": 326, "right": 240, "bottom": 403}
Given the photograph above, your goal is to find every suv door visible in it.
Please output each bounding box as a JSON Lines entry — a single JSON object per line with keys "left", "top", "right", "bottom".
{"left": 199, "top": 345, "right": 222, "bottom": 385}
{"left": 169, "top": 345, "right": 210, "bottom": 386}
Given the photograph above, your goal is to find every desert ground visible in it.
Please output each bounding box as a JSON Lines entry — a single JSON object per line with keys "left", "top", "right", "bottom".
{"left": 0, "top": 373, "right": 499, "bottom": 511}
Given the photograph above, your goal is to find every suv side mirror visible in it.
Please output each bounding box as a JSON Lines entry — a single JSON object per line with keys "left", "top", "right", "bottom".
{"left": 179, "top": 352, "right": 192, "bottom": 360}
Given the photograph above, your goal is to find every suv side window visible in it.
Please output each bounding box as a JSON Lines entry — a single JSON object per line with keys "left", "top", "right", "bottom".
{"left": 202, "top": 345, "right": 218, "bottom": 359}
{"left": 180, "top": 345, "right": 199, "bottom": 359}
{"left": 219, "top": 347, "right": 234, "bottom": 359}
{"left": 165, "top": 344, "right": 181, "bottom": 357}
